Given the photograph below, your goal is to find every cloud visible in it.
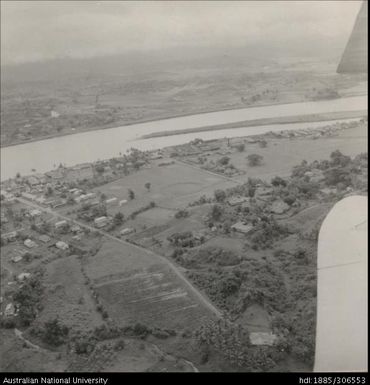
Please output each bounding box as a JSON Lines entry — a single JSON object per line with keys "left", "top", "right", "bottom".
{"left": 0, "top": 0, "right": 363, "bottom": 64}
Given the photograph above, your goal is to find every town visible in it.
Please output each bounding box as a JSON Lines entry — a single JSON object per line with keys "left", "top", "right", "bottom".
{"left": 0, "top": 116, "right": 367, "bottom": 372}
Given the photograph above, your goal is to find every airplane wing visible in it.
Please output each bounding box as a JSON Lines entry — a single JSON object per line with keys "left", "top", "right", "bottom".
{"left": 314, "top": 195, "right": 368, "bottom": 372}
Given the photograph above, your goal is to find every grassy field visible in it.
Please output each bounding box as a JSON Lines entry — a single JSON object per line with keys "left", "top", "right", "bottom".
{"left": 84, "top": 240, "right": 214, "bottom": 330}
{"left": 0, "top": 329, "right": 67, "bottom": 372}
{"left": 93, "top": 162, "right": 235, "bottom": 218}
{"left": 184, "top": 124, "right": 368, "bottom": 183}
{"left": 35, "top": 255, "right": 103, "bottom": 332}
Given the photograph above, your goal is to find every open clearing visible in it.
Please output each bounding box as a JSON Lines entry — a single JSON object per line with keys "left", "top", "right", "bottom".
{"left": 185, "top": 124, "right": 367, "bottom": 183}
{"left": 36, "top": 255, "right": 103, "bottom": 332}
{"left": 93, "top": 162, "right": 235, "bottom": 218}
{"left": 0, "top": 329, "right": 66, "bottom": 372}
{"left": 85, "top": 240, "right": 215, "bottom": 330}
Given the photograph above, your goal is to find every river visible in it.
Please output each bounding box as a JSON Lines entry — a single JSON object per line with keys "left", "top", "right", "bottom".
{"left": 1, "top": 95, "right": 367, "bottom": 181}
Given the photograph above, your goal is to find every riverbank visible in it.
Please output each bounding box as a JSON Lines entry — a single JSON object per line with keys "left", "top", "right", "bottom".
{"left": 141, "top": 110, "right": 367, "bottom": 139}
{"left": 1, "top": 98, "right": 331, "bottom": 149}
{"left": 1, "top": 94, "right": 367, "bottom": 149}
{"left": 1, "top": 95, "right": 367, "bottom": 181}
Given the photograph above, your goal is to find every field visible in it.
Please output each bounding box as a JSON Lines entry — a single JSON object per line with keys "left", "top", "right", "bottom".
{"left": 0, "top": 329, "right": 66, "bottom": 372}
{"left": 35, "top": 255, "right": 103, "bottom": 332}
{"left": 93, "top": 162, "right": 235, "bottom": 218}
{"left": 84, "top": 240, "right": 215, "bottom": 330}
{"left": 183, "top": 123, "right": 368, "bottom": 183}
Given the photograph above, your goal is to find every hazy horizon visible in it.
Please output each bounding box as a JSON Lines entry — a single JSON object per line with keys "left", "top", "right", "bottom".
{"left": 1, "top": 0, "right": 363, "bottom": 66}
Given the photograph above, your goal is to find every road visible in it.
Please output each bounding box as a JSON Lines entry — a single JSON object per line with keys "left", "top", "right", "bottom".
{"left": 16, "top": 196, "right": 222, "bottom": 318}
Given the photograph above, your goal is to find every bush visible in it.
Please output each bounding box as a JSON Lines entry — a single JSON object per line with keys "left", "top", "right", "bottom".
{"left": 218, "top": 156, "right": 230, "bottom": 166}
{"left": 13, "top": 276, "right": 44, "bottom": 326}
{"left": 214, "top": 189, "right": 226, "bottom": 202}
{"left": 271, "top": 176, "right": 287, "bottom": 187}
{"left": 247, "top": 154, "right": 263, "bottom": 166}
{"left": 236, "top": 143, "right": 245, "bottom": 152}
{"left": 114, "top": 338, "right": 125, "bottom": 351}
{"left": 259, "top": 140, "right": 268, "bottom": 148}
{"left": 210, "top": 204, "right": 223, "bottom": 221}
{"left": 42, "top": 318, "right": 69, "bottom": 346}
{"left": 174, "top": 209, "right": 189, "bottom": 219}
{"left": 74, "top": 337, "right": 95, "bottom": 354}
{"left": 1, "top": 318, "right": 16, "bottom": 329}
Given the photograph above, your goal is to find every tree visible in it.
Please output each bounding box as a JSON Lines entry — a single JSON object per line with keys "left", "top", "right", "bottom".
{"left": 45, "top": 186, "right": 53, "bottom": 197}
{"left": 259, "top": 140, "right": 268, "bottom": 148}
{"left": 95, "top": 164, "right": 105, "bottom": 174}
{"left": 271, "top": 176, "right": 287, "bottom": 187}
{"left": 128, "top": 189, "right": 135, "bottom": 200}
{"left": 330, "top": 150, "right": 351, "bottom": 167}
{"left": 236, "top": 143, "right": 245, "bottom": 152}
{"left": 113, "top": 212, "right": 124, "bottom": 226}
{"left": 218, "top": 156, "right": 230, "bottom": 166}
{"left": 100, "top": 193, "right": 107, "bottom": 202}
{"left": 210, "top": 204, "right": 223, "bottom": 221}
{"left": 42, "top": 318, "right": 69, "bottom": 346}
{"left": 247, "top": 154, "right": 263, "bottom": 167}
{"left": 145, "top": 182, "right": 151, "bottom": 192}
{"left": 214, "top": 189, "right": 226, "bottom": 202}
{"left": 175, "top": 209, "right": 189, "bottom": 219}
{"left": 247, "top": 186, "right": 256, "bottom": 198}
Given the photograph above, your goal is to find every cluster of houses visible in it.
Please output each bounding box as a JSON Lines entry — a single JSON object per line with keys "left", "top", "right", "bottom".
{"left": 166, "top": 139, "right": 222, "bottom": 158}
{"left": 267, "top": 119, "right": 364, "bottom": 140}
{"left": 225, "top": 183, "right": 293, "bottom": 236}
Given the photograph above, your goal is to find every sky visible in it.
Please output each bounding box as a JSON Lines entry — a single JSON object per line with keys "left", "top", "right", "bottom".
{"left": 1, "top": 0, "right": 363, "bottom": 65}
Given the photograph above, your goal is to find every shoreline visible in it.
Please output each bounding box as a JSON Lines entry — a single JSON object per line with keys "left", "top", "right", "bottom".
{"left": 1, "top": 94, "right": 367, "bottom": 149}
{"left": 140, "top": 110, "right": 368, "bottom": 139}
{"left": 2, "top": 116, "right": 366, "bottom": 183}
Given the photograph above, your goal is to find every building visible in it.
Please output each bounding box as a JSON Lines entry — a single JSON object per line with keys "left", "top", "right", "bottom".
{"left": 24, "top": 239, "right": 37, "bottom": 249}
{"left": 50, "top": 110, "right": 60, "bottom": 118}
{"left": 120, "top": 228, "right": 135, "bottom": 236}
{"left": 39, "top": 234, "right": 51, "bottom": 243}
{"left": 249, "top": 332, "right": 278, "bottom": 346}
{"left": 35, "top": 196, "right": 47, "bottom": 204}
{"left": 55, "top": 241, "right": 69, "bottom": 250}
{"left": 71, "top": 225, "right": 82, "bottom": 233}
{"left": 94, "top": 216, "right": 109, "bottom": 228}
{"left": 75, "top": 193, "right": 95, "bottom": 203}
{"left": 119, "top": 199, "right": 128, "bottom": 206}
{"left": 231, "top": 222, "right": 254, "bottom": 235}
{"left": 51, "top": 199, "right": 67, "bottom": 208}
{"left": 4, "top": 303, "right": 16, "bottom": 317}
{"left": 11, "top": 255, "right": 23, "bottom": 263}
{"left": 304, "top": 170, "right": 324, "bottom": 183}
{"left": 55, "top": 220, "right": 68, "bottom": 229}
{"left": 65, "top": 164, "right": 94, "bottom": 181}
{"left": 45, "top": 169, "right": 65, "bottom": 180}
{"left": 29, "top": 209, "right": 42, "bottom": 217}
{"left": 270, "top": 200, "right": 290, "bottom": 215}
{"left": 228, "top": 196, "right": 250, "bottom": 206}
{"left": 17, "top": 272, "right": 31, "bottom": 281}
{"left": 255, "top": 186, "right": 274, "bottom": 197}
{"left": 105, "top": 197, "right": 118, "bottom": 205}
{"left": 21, "top": 192, "right": 37, "bottom": 201}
